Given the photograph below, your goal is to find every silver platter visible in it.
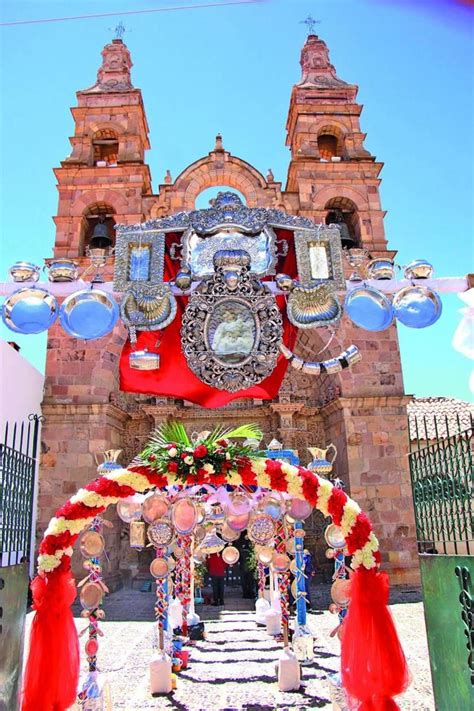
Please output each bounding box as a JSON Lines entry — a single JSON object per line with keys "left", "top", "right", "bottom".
{"left": 344, "top": 285, "right": 394, "bottom": 332}
{"left": 2, "top": 287, "right": 59, "bottom": 334}
{"left": 60, "top": 288, "right": 119, "bottom": 340}
{"left": 393, "top": 285, "right": 442, "bottom": 329}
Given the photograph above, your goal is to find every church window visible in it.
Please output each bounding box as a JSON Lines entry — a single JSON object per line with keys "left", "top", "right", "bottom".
{"left": 317, "top": 134, "right": 338, "bottom": 160}
{"left": 92, "top": 129, "right": 119, "bottom": 166}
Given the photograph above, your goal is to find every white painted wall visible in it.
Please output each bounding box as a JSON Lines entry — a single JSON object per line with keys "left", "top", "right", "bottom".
{"left": 0, "top": 339, "right": 44, "bottom": 435}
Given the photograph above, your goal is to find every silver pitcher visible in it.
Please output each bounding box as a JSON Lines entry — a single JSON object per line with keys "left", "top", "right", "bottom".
{"left": 45, "top": 259, "right": 79, "bottom": 282}
{"left": 403, "top": 260, "right": 434, "bottom": 280}
{"left": 366, "top": 258, "right": 397, "bottom": 280}
{"left": 8, "top": 261, "right": 40, "bottom": 282}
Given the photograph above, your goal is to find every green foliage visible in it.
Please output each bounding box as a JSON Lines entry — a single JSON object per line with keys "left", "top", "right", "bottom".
{"left": 138, "top": 420, "right": 265, "bottom": 485}
{"left": 149, "top": 420, "right": 191, "bottom": 447}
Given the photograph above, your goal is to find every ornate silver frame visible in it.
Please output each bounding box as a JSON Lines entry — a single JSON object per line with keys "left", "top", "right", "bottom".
{"left": 115, "top": 192, "right": 317, "bottom": 236}
{"left": 294, "top": 226, "right": 345, "bottom": 290}
{"left": 177, "top": 224, "right": 280, "bottom": 278}
{"left": 113, "top": 229, "right": 165, "bottom": 292}
{"left": 181, "top": 254, "right": 283, "bottom": 392}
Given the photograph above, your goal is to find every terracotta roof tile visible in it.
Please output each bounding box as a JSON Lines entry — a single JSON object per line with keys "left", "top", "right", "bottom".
{"left": 407, "top": 397, "right": 474, "bottom": 440}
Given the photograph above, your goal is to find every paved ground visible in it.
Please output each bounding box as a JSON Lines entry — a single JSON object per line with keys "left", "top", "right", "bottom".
{"left": 25, "top": 585, "right": 434, "bottom": 710}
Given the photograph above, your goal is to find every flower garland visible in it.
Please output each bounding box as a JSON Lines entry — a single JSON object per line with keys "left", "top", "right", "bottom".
{"left": 36, "top": 450, "right": 379, "bottom": 576}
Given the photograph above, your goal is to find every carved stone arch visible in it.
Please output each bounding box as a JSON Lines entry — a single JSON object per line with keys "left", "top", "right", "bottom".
{"left": 71, "top": 189, "right": 129, "bottom": 216}
{"left": 158, "top": 152, "right": 279, "bottom": 212}
{"left": 308, "top": 120, "right": 348, "bottom": 138}
{"left": 313, "top": 185, "right": 368, "bottom": 212}
{"left": 85, "top": 120, "right": 128, "bottom": 138}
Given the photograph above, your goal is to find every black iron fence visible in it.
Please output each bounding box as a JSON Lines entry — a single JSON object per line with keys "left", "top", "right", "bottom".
{"left": 408, "top": 413, "right": 473, "bottom": 556}
{"left": 0, "top": 415, "right": 41, "bottom": 567}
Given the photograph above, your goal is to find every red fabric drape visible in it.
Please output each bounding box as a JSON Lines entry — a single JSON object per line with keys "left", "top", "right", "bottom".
{"left": 119, "top": 230, "right": 298, "bottom": 408}
{"left": 341, "top": 568, "right": 410, "bottom": 710}
{"left": 22, "top": 566, "right": 79, "bottom": 711}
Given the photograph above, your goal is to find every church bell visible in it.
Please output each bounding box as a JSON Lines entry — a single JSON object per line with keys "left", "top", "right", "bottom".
{"left": 89, "top": 217, "right": 113, "bottom": 250}
{"left": 327, "top": 210, "right": 357, "bottom": 249}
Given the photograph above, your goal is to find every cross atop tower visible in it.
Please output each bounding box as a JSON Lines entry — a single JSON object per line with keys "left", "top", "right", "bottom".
{"left": 114, "top": 21, "right": 126, "bottom": 40}
{"left": 300, "top": 15, "right": 320, "bottom": 35}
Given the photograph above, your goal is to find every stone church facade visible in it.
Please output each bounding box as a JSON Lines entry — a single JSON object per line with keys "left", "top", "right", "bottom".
{"left": 40, "top": 34, "right": 418, "bottom": 586}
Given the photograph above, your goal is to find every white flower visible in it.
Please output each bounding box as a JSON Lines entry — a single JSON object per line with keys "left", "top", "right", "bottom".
{"left": 184, "top": 455, "right": 193, "bottom": 465}
{"left": 168, "top": 447, "right": 177, "bottom": 458}
{"left": 203, "top": 462, "right": 215, "bottom": 474}
{"left": 225, "top": 452, "right": 231, "bottom": 460}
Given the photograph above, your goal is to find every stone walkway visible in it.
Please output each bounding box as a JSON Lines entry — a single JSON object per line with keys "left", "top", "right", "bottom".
{"left": 25, "top": 587, "right": 435, "bottom": 710}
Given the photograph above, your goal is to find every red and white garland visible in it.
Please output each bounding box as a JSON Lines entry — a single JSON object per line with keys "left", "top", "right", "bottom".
{"left": 37, "top": 457, "right": 380, "bottom": 576}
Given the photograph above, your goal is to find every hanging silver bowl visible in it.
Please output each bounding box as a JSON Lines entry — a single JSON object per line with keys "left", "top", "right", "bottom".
{"left": 366, "top": 258, "right": 397, "bottom": 280}
{"left": 60, "top": 288, "right": 119, "bottom": 340}
{"left": 2, "top": 287, "right": 59, "bottom": 334}
{"left": 45, "top": 259, "right": 79, "bottom": 283}
{"left": 8, "top": 262, "right": 41, "bottom": 283}
{"left": 403, "top": 260, "right": 434, "bottom": 280}
{"left": 287, "top": 283, "right": 341, "bottom": 329}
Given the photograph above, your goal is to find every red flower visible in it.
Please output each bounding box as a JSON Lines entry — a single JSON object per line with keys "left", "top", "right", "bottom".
{"left": 345, "top": 512, "right": 372, "bottom": 554}
{"left": 39, "top": 530, "right": 75, "bottom": 555}
{"left": 167, "top": 443, "right": 177, "bottom": 450}
{"left": 193, "top": 444, "right": 208, "bottom": 459}
{"left": 168, "top": 461, "right": 178, "bottom": 473}
{"left": 217, "top": 439, "right": 228, "bottom": 447}
{"left": 265, "top": 459, "right": 287, "bottom": 492}
{"left": 148, "top": 454, "right": 156, "bottom": 462}
{"left": 196, "top": 467, "right": 209, "bottom": 484}
{"left": 327, "top": 488, "right": 348, "bottom": 526}
{"left": 211, "top": 472, "right": 227, "bottom": 487}
{"left": 300, "top": 468, "right": 319, "bottom": 506}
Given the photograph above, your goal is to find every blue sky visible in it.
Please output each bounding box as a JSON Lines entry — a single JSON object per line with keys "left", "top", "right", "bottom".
{"left": 1, "top": 0, "right": 473, "bottom": 400}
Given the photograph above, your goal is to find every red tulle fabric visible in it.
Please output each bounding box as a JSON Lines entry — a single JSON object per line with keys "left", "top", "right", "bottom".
{"left": 22, "top": 568, "right": 79, "bottom": 711}
{"left": 341, "top": 568, "right": 410, "bottom": 711}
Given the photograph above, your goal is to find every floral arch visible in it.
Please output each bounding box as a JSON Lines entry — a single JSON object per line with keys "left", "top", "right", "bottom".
{"left": 23, "top": 437, "right": 408, "bottom": 711}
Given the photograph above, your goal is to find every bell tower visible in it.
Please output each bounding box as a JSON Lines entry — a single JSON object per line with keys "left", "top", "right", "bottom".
{"left": 285, "top": 33, "right": 387, "bottom": 253}
{"left": 282, "top": 33, "right": 418, "bottom": 584}
{"left": 39, "top": 38, "right": 154, "bottom": 588}
{"left": 53, "top": 38, "right": 152, "bottom": 259}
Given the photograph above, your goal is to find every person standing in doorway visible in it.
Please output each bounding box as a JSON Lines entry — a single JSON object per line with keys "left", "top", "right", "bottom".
{"left": 303, "top": 548, "right": 315, "bottom": 610}
{"left": 240, "top": 540, "right": 256, "bottom": 599}
{"left": 207, "top": 552, "right": 227, "bottom": 606}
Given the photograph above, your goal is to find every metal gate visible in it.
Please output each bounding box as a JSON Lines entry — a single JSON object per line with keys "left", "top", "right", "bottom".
{"left": 0, "top": 415, "right": 42, "bottom": 711}
{"left": 409, "top": 413, "right": 473, "bottom": 710}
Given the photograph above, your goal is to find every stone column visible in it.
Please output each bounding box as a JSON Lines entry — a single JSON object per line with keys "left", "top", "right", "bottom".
{"left": 39, "top": 402, "right": 129, "bottom": 590}
{"left": 321, "top": 396, "right": 418, "bottom": 585}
